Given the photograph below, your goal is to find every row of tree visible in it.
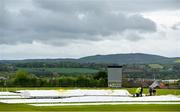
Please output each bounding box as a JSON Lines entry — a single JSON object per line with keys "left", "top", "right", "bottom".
{"left": 1, "top": 70, "right": 179, "bottom": 88}
{"left": 1, "top": 63, "right": 180, "bottom": 79}
{"left": 0, "top": 70, "right": 107, "bottom": 87}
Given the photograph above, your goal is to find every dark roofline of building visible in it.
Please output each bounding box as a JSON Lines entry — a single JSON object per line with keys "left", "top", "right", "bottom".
{"left": 108, "top": 65, "right": 122, "bottom": 68}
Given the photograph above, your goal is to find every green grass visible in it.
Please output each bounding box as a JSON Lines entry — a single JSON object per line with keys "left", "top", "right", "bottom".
{"left": 125, "top": 88, "right": 180, "bottom": 95}
{"left": 0, "top": 103, "right": 180, "bottom": 111}
{"left": 18, "top": 67, "right": 99, "bottom": 74}
{"left": 175, "top": 59, "right": 180, "bottom": 63}
{"left": 149, "top": 64, "right": 163, "bottom": 69}
{"left": 1, "top": 87, "right": 180, "bottom": 95}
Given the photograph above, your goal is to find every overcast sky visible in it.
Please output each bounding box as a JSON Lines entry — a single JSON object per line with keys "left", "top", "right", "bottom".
{"left": 0, "top": 0, "right": 180, "bottom": 60}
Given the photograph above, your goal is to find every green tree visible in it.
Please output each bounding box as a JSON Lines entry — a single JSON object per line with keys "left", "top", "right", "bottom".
{"left": 94, "top": 71, "right": 107, "bottom": 80}
{"left": 14, "top": 70, "right": 30, "bottom": 87}
{"left": 76, "top": 76, "right": 90, "bottom": 87}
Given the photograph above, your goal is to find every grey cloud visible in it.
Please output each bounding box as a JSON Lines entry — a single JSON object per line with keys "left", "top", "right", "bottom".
{"left": 34, "top": 0, "right": 110, "bottom": 14}
{"left": 0, "top": 0, "right": 158, "bottom": 45}
{"left": 22, "top": 9, "right": 156, "bottom": 34}
{"left": 172, "top": 22, "right": 180, "bottom": 30}
{"left": 34, "top": 0, "right": 180, "bottom": 13}
{"left": 123, "top": 31, "right": 144, "bottom": 42}
{"left": 0, "top": 1, "right": 11, "bottom": 28}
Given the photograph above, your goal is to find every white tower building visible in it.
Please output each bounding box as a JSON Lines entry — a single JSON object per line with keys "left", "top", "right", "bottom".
{"left": 107, "top": 66, "right": 122, "bottom": 88}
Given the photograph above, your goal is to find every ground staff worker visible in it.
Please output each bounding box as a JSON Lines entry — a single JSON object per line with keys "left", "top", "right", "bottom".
{"left": 135, "top": 87, "right": 141, "bottom": 97}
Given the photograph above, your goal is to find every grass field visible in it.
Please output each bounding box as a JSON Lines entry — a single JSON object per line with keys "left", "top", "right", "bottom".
{"left": 0, "top": 103, "right": 180, "bottom": 111}
{"left": 125, "top": 88, "right": 180, "bottom": 95}
{"left": 1, "top": 87, "right": 180, "bottom": 95}
{"left": 18, "top": 67, "right": 99, "bottom": 74}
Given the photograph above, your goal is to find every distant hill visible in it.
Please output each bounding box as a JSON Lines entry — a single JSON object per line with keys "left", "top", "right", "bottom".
{"left": 79, "top": 53, "right": 178, "bottom": 64}
{"left": 0, "top": 53, "right": 179, "bottom": 64}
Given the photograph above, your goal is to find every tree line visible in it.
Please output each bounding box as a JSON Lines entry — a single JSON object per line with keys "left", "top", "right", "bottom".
{"left": 0, "top": 70, "right": 107, "bottom": 87}
{"left": 1, "top": 63, "right": 180, "bottom": 79}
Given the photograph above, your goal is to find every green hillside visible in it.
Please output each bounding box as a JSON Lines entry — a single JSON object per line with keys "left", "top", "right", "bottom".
{"left": 1, "top": 53, "right": 178, "bottom": 64}
{"left": 79, "top": 53, "right": 176, "bottom": 64}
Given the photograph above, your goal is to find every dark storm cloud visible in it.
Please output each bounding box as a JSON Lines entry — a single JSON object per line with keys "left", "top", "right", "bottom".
{"left": 2, "top": 0, "right": 179, "bottom": 45}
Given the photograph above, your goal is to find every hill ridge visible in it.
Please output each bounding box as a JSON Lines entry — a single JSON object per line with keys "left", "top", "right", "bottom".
{"left": 1, "top": 53, "right": 179, "bottom": 64}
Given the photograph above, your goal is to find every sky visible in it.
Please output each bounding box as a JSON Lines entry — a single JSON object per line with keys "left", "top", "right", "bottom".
{"left": 0, "top": 0, "right": 180, "bottom": 60}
